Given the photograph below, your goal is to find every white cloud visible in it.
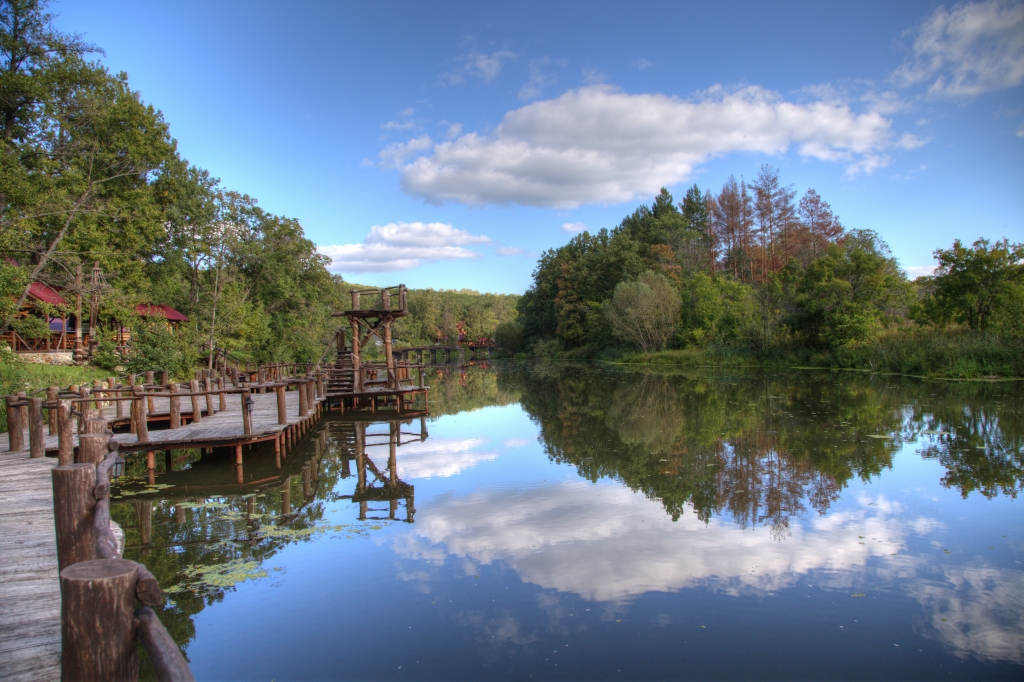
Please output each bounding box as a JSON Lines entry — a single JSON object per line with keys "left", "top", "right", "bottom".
{"left": 893, "top": 0, "right": 1024, "bottom": 97}
{"left": 905, "top": 264, "right": 937, "bottom": 278}
{"left": 581, "top": 67, "right": 608, "bottom": 85}
{"left": 318, "top": 222, "right": 490, "bottom": 273}
{"left": 632, "top": 59, "right": 652, "bottom": 70}
{"left": 445, "top": 50, "right": 518, "bottom": 84}
{"left": 495, "top": 246, "right": 526, "bottom": 256}
{"left": 519, "top": 57, "right": 556, "bottom": 101}
{"left": 384, "top": 437, "right": 496, "bottom": 479}
{"left": 445, "top": 123, "right": 463, "bottom": 140}
{"left": 561, "top": 222, "right": 588, "bottom": 233}
{"left": 383, "top": 85, "right": 917, "bottom": 209}
{"left": 502, "top": 438, "right": 532, "bottom": 447}
{"left": 382, "top": 120, "right": 417, "bottom": 131}
{"left": 1017, "top": 122, "right": 1024, "bottom": 136}
{"left": 393, "top": 481, "right": 918, "bottom": 603}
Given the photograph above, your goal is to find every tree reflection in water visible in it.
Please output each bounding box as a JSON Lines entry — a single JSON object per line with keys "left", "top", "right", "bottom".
{"left": 108, "top": 364, "right": 1023, "bottom": 676}
{"left": 500, "top": 364, "right": 1023, "bottom": 532}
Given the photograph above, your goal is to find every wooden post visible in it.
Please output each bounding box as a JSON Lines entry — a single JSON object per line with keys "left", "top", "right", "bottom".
{"left": 28, "top": 397, "right": 45, "bottom": 458}
{"left": 298, "top": 380, "right": 309, "bottom": 417}
{"left": 204, "top": 377, "right": 214, "bottom": 415}
{"left": 241, "top": 390, "right": 252, "bottom": 435}
{"left": 218, "top": 376, "right": 226, "bottom": 411}
{"left": 6, "top": 395, "right": 24, "bottom": 451}
{"left": 51, "top": 463, "right": 96, "bottom": 572}
{"left": 168, "top": 384, "right": 180, "bottom": 429}
{"left": 78, "top": 433, "right": 109, "bottom": 465}
{"left": 145, "top": 371, "right": 155, "bottom": 414}
{"left": 230, "top": 366, "right": 239, "bottom": 387}
{"left": 114, "top": 385, "right": 124, "bottom": 420}
{"left": 132, "top": 388, "right": 149, "bottom": 443}
{"left": 48, "top": 386, "right": 59, "bottom": 434}
{"left": 159, "top": 370, "right": 169, "bottom": 386}
{"left": 235, "top": 444, "right": 243, "bottom": 466}
{"left": 189, "top": 380, "right": 202, "bottom": 424}
{"left": 384, "top": 322, "right": 395, "bottom": 389}
{"left": 276, "top": 385, "right": 287, "bottom": 425}
{"left": 60, "top": 559, "right": 139, "bottom": 681}
{"left": 58, "top": 399, "right": 74, "bottom": 465}
{"left": 305, "top": 380, "right": 315, "bottom": 412}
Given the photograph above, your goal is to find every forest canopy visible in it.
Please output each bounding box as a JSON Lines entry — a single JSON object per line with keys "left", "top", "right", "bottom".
{"left": 511, "top": 169, "right": 1022, "bottom": 378}
{"left": 0, "top": 0, "right": 517, "bottom": 375}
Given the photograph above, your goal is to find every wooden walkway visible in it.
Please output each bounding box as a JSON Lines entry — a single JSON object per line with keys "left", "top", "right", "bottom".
{"left": 0, "top": 389, "right": 327, "bottom": 681}
{"left": 0, "top": 450, "right": 60, "bottom": 682}
{"left": 0, "top": 390, "right": 325, "bottom": 455}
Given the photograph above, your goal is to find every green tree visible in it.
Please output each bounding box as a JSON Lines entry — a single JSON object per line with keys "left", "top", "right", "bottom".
{"left": 605, "top": 270, "right": 680, "bottom": 352}
{"left": 792, "top": 230, "right": 909, "bottom": 349}
{"left": 925, "top": 238, "right": 1024, "bottom": 331}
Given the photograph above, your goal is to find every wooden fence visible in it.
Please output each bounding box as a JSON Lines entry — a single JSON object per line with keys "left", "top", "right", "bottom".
{"left": 53, "top": 442, "right": 195, "bottom": 681}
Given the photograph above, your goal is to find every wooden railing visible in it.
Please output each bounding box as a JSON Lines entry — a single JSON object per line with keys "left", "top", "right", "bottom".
{"left": 53, "top": 443, "right": 195, "bottom": 681}
{"left": 3, "top": 366, "right": 327, "bottom": 455}
{"left": 0, "top": 330, "right": 86, "bottom": 352}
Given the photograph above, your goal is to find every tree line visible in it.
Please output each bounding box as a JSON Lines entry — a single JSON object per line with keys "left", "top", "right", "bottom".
{"left": 500, "top": 170, "right": 1022, "bottom": 377}
{"left": 0, "top": 0, "right": 516, "bottom": 376}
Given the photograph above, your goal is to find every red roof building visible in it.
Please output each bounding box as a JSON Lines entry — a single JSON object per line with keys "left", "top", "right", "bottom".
{"left": 135, "top": 304, "right": 189, "bottom": 322}
{"left": 26, "top": 282, "right": 68, "bottom": 306}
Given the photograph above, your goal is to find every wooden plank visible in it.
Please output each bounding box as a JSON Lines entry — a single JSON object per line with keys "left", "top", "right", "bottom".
{"left": 0, "top": 451, "right": 61, "bottom": 682}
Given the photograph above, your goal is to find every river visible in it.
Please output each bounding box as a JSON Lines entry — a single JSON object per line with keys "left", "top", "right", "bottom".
{"left": 111, "top": 363, "right": 1024, "bottom": 680}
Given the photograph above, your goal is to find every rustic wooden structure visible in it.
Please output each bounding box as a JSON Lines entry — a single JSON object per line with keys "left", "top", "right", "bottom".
{"left": 0, "top": 348, "right": 431, "bottom": 679}
{"left": 53, "top": 444, "right": 195, "bottom": 681}
{"left": 324, "top": 286, "right": 429, "bottom": 413}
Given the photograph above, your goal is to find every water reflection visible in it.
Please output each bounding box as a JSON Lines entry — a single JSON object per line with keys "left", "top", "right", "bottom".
{"left": 112, "top": 365, "right": 1023, "bottom": 677}
{"left": 500, "top": 365, "right": 1023, "bottom": 524}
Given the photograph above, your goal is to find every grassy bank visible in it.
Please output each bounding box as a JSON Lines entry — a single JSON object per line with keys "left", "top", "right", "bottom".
{"left": 0, "top": 360, "right": 111, "bottom": 432}
{"left": 615, "top": 331, "right": 1024, "bottom": 380}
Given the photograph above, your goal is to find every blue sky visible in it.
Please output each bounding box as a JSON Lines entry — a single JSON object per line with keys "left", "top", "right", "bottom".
{"left": 56, "top": 0, "right": 1024, "bottom": 293}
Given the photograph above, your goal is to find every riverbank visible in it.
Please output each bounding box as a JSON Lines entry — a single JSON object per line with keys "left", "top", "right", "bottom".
{"left": 614, "top": 331, "right": 1024, "bottom": 380}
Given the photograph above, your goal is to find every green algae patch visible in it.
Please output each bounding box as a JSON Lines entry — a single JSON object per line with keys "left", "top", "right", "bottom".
{"left": 164, "top": 559, "right": 271, "bottom": 595}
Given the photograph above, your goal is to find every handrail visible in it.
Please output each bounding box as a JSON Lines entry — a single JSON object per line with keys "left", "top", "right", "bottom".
{"left": 55, "top": 443, "right": 195, "bottom": 681}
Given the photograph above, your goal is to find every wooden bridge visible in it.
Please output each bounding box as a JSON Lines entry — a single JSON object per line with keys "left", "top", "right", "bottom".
{"left": 0, "top": 283, "right": 441, "bottom": 680}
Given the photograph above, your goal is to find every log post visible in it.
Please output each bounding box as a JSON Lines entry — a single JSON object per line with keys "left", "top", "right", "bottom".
{"left": 76, "top": 387, "right": 87, "bottom": 433}
{"left": 60, "top": 559, "right": 139, "bottom": 681}
{"left": 204, "top": 377, "right": 214, "bottom": 415}
{"left": 78, "top": 433, "right": 109, "bottom": 465}
{"left": 276, "top": 385, "right": 287, "bottom": 425}
{"left": 51, "top": 463, "right": 97, "bottom": 572}
{"left": 145, "top": 372, "right": 155, "bottom": 414}
{"left": 29, "top": 397, "right": 45, "bottom": 458}
{"left": 58, "top": 399, "right": 75, "bottom": 465}
{"left": 241, "top": 389, "right": 252, "bottom": 435}
{"left": 114, "top": 385, "right": 124, "bottom": 420}
{"left": 189, "top": 380, "right": 202, "bottom": 424}
{"left": 132, "top": 388, "right": 149, "bottom": 443}
{"left": 159, "top": 370, "right": 169, "bottom": 386}
{"left": 218, "top": 377, "right": 226, "bottom": 411}
{"left": 298, "top": 380, "right": 309, "bottom": 417}
{"left": 168, "top": 384, "right": 180, "bottom": 429}
{"left": 6, "top": 395, "right": 24, "bottom": 452}
{"left": 48, "top": 386, "right": 59, "bottom": 434}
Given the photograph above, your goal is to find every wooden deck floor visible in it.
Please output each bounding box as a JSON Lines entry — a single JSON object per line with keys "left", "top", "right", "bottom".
{"left": 0, "top": 450, "right": 60, "bottom": 682}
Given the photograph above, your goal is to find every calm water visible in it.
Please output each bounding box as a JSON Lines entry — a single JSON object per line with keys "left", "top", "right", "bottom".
{"left": 112, "top": 364, "right": 1024, "bottom": 681}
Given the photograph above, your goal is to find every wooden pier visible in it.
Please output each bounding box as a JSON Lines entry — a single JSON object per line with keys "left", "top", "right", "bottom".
{"left": 0, "top": 448, "right": 61, "bottom": 682}
{"left": 0, "top": 283, "right": 440, "bottom": 680}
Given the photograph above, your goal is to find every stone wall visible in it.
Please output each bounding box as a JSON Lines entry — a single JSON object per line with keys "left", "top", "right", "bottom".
{"left": 17, "top": 351, "right": 74, "bottom": 365}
